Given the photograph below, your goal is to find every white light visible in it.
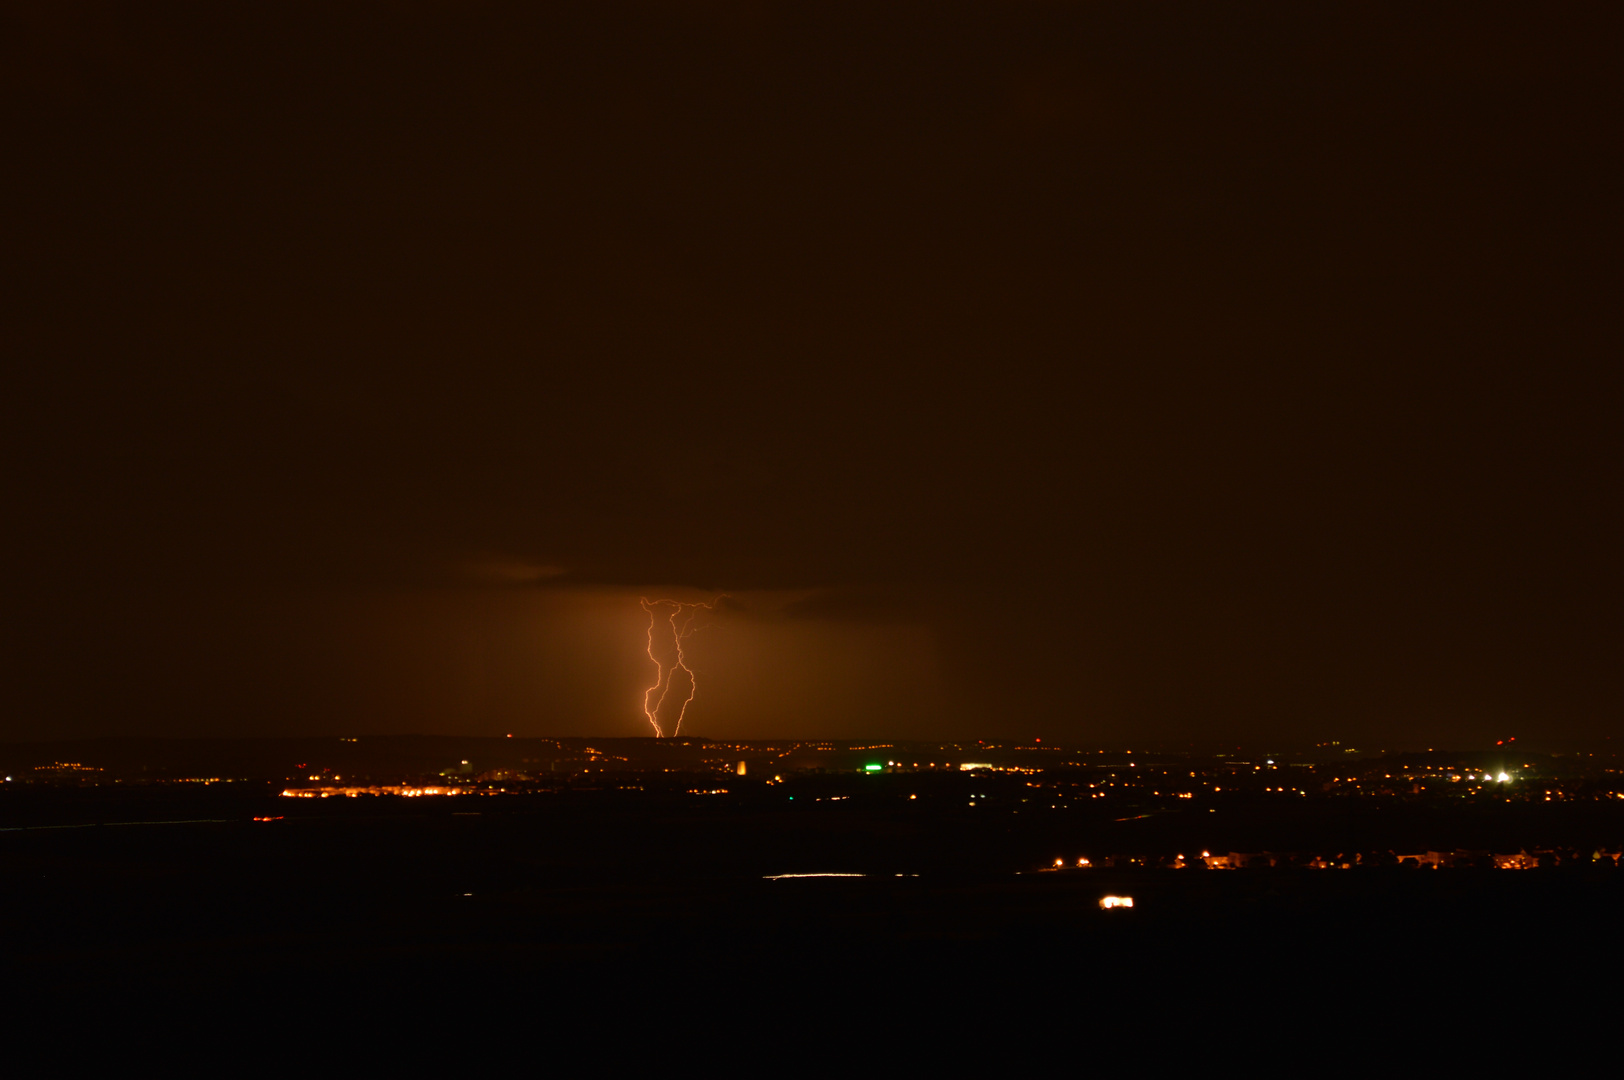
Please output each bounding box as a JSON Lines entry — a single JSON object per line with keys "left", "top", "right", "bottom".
{"left": 1099, "top": 895, "right": 1134, "bottom": 910}
{"left": 1497, "top": 772, "right": 1510, "bottom": 782}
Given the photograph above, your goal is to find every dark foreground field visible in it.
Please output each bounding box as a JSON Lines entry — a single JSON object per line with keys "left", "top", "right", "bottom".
{"left": 4, "top": 785, "right": 1617, "bottom": 1061}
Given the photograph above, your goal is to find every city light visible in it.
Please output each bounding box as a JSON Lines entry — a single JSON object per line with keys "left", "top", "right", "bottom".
{"left": 281, "top": 785, "right": 466, "bottom": 798}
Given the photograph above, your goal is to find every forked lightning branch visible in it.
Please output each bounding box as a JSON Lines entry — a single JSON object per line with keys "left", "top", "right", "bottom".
{"left": 640, "top": 596, "right": 724, "bottom": 738}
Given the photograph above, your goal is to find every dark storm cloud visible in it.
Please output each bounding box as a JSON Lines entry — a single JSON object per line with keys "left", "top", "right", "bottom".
{"left": 2, "top": 3, "right": 1620, "bottom": 746}
{"left": 458, "top": 557, "right": 569, "bottom": 586}
{"left": 777, "top": 586, "right": 936, "bottom": 624}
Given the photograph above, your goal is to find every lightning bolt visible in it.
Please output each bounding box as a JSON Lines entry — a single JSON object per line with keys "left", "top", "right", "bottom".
{"left": 640, "top": 595, "right": 725, "bottom": 737}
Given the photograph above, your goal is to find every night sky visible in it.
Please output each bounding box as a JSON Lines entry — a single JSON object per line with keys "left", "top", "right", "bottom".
{"left": 3, "top": 4, "right": 1619, "bottom": 747}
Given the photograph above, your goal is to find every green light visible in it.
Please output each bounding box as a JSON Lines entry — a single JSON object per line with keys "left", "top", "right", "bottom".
{"left": 865, "top": 764, "right": 883, "bottom": 772}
